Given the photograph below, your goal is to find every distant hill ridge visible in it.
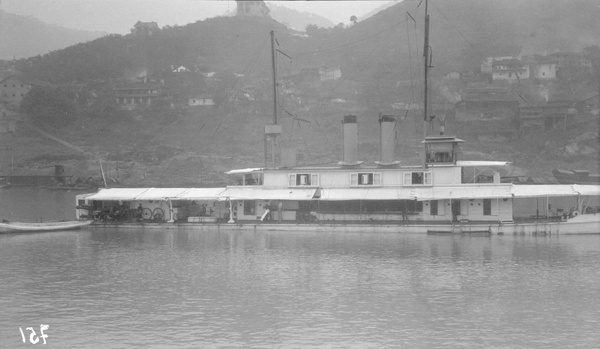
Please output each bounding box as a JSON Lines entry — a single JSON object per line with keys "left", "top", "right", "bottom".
{"left": 6, "top": 0, "right": 599, "bottom": 83}
{"left": 0, "top": 10, "right": 106, "bottom": 60}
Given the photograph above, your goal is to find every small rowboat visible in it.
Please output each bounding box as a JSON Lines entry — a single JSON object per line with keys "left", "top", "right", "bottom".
{"left": 0, "top": 220, "right": 93, "bottom": 233}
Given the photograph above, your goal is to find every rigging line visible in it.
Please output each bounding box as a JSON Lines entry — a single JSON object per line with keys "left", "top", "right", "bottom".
{"left": 293, "top": 19, "right": 409, "bottom": 58}
{"left": 297, "top": 119, "right": 312, "bottom": 160}
{"left": 231, "top": 35, "right": 270, "bottom": 93}
{"left": 313, "top": 118, "right": 336, "bottom": 154}
{"left": 293, "top": 117, "right": 311, "bottom": 124}
{"left": 214, "top": 36, "right": 270, "bottom": 131}
{"left": 276, "top": 49, "right": 292, "bottom": 60}
{"left": 235, "top": 36, "right": 270, "bottom": 90}
{"left": 405, "top": 10, "right": 423, "bottom": 142}
{"left": 429, "top": 1, "right": 489, "bottom": 62}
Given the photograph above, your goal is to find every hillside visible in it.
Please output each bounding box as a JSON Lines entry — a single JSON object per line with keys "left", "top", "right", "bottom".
{"left": 0, "top": 11, "right": 105, "bottom": 60}
{"left": 267, "top": 3, "right": 334, "bottom": 31}
{"left": 1, "top": 0, "right": 599, "bottom": 187}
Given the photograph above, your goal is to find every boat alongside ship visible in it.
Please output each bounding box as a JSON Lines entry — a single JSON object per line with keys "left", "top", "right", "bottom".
{"left": 0, "top": 220, "right": 92, "bottom": 233}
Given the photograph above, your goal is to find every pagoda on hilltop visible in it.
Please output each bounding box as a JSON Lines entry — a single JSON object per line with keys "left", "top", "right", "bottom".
{"left": 235, "top": 0, "right": 270, "bottom": 17}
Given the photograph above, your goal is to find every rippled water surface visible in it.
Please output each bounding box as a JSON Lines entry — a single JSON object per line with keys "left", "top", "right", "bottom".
{"left": 1, "top": 190, "right": 600, "bottom": 348}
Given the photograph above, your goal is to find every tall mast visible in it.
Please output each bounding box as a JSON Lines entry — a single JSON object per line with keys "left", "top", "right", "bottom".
{"left": 264, "top": 30, "right": 281, "bottom": 168}
{"left": 271, "top": 30, "right": 278, "bottom": 126}
{"left": 422, "top": 0, "right": 430, "bottom": 167}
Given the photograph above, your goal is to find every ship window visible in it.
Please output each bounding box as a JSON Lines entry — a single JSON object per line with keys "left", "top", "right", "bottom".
{"left": 403, "top": 172, "right": 431, "bottom": 185}
{"left": 289, "top": 173, "right": 318, "bottom": 186}
{"left": 351, "top": 173, "right": 381, "bottom": 186}
{"left": 244, "top": 173, "right": 262, "bottom": 185}
{"left": 412, "top": 172, "right": 423, "bottom": 184}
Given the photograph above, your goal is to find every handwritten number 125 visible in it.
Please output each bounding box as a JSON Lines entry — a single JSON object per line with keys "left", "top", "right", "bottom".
{"left": 19, "top": 325, "right": 49, "bottom": 345}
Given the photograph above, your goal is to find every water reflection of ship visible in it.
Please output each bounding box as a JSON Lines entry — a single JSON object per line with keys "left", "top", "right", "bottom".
{"left": 553, "top": 169, "right": 600, "bottom": 184}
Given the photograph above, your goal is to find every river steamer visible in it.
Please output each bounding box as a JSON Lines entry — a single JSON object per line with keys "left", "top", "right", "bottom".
{"left": 75, "top": 1, "right": 600, "bottom": 235}
{"left": 75, "top": 115, "right": 600, "bottom": 235}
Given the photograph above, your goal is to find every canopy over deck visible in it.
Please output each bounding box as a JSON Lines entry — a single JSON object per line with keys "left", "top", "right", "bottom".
{"left": 319, "top": 185, "right": 513, "bottom": 201}
{"left": 511, "top": 184, "right": 600, "bottom": 197}
{"left": 220, "top": 187, "right": 317, "bottom": 201}
{"left": 224, "top": 168, "right": 263, "bottom": 175}
{"left": 84, "top": 187, "right": 225, "bottom": 201}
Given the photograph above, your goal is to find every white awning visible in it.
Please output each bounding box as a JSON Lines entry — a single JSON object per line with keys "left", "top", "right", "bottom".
{"left": 134, "top": 188, "right": 191, "bottom": 200}
{"left": 225, "top": 168, "right": 263, "bottom": 175}
{"left": 456, "top": 161, "right": 512, "bottom": 167}
{"left": 85, "top": 188, "right": 151, "bottom": 201}
{"left": 220, "top": 187, "right": 317, "bottom": 201}
{"left": 85, "top": 187, "right": 226, "bottom": 201}
{"left": 512, "top": 184, "right": 600, "bottom": 197}
{"left": 175, "top": 188, "right": 226, "bottom": 200}
{"left": 319, "top": 186, "right": 513, "bottom": 201}
{"left": 414, "top": 186, "right": 513, "bottom": 200}
{"left": 574, "top": 185, "right": 600, "bottom": 196}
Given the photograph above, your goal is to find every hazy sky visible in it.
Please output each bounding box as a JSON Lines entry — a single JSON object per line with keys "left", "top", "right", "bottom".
{"left": 1, "top": 0, "right": 395, "bottom": 34}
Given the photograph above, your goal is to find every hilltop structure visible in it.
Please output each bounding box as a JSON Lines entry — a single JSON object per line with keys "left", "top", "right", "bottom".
{"left": 131, "top": 21, "right": 160, "bottom": 36}
{"left": 235, "top": 0, "right": 270, "bottom": 17}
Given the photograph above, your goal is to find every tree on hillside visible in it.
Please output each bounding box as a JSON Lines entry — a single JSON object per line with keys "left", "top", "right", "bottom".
{"left": 20, "top": 86, "right": 77, "bottom": 127}
{"left": 350, "top": 16, "right": 358, "bottom": 25}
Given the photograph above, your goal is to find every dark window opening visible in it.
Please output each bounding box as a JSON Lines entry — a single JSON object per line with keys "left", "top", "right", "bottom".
{"left": 427, "top": 152, "right": 453, "bottom": 163}
{"left": 412, "top": 172, "right": 423, "bottom": 184}
{"left": 430, "top": 200, "right": 438, "bottom": 215}
{"left": 243, "top": 200, "right": 256, "bottom": 215}
{"left": 483, "top": 199, "right": 492, "bottom": 216}
{"left": 451, "top": 200, "right": 461, "bottom": 221}
{"left": 243, "top": 173, "right": 263, "bottom": 185}
{"left": 296, "top": 174, "right": 311, "bottom": 185}
{"left": 358, "top": 173, "right": 373, "bottom": 185}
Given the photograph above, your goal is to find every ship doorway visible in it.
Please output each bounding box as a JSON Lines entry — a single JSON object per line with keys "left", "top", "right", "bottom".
{"left": 451, "top": 200, "right": 461, "bottom": 222}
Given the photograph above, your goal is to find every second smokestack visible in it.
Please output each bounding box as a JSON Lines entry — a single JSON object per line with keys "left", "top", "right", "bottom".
{"left": 377, "top": 114, "right": 399, "bottom": 166}
{"left": 339, "top": 115, "right": 362, "bottom": 166}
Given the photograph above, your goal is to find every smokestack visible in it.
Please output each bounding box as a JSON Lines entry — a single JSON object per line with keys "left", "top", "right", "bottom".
{"left": 339, "top": 115, "right": 363, "bottom": 166}
{"left": 376, "top": 114, "right": 400, "bottom": 166}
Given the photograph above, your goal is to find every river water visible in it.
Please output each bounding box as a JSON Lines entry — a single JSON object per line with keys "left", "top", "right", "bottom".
{"left": 1, "top": 189, "right": 600, "bottom": 348}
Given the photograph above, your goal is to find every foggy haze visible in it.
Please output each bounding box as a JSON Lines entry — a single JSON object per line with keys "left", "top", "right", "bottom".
{"left": 1, "top": 0, "right": 395, "bottom": 34}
